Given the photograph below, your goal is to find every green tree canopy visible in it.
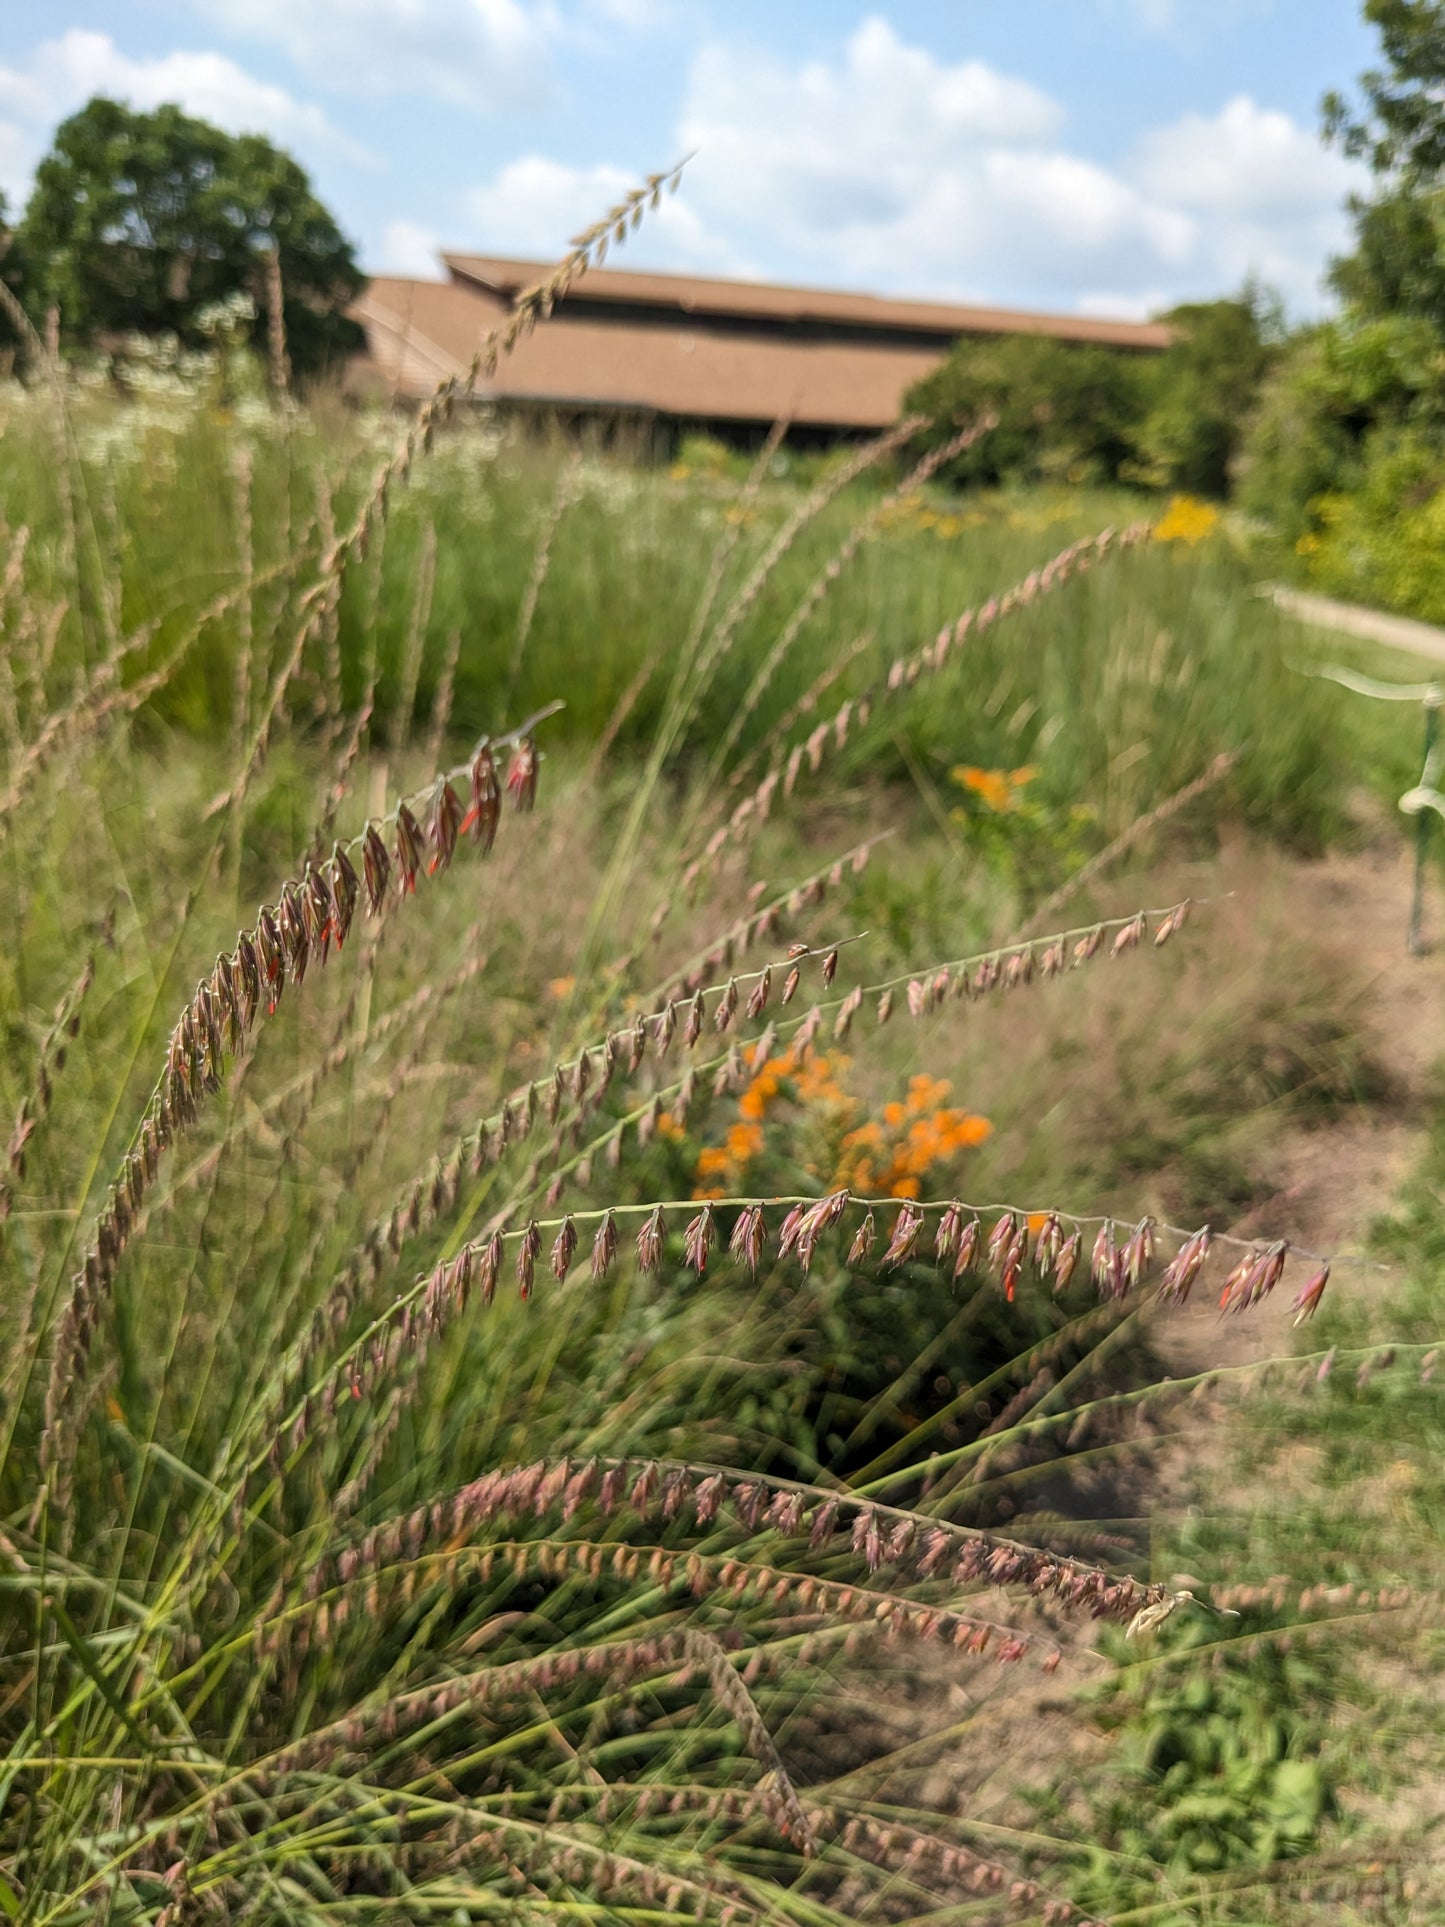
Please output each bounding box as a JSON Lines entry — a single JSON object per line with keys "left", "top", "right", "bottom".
{"left": 1134, "top": 293, "right": 1280, "bottom": 497}
{"left": 19, "top": 97, "right": 363, "bottom": 378}
{"left": 904, "top": 333, "right": 1151, "bottom": 490}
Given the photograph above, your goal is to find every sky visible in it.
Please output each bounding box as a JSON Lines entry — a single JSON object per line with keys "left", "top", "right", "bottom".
{"left": 0, "top": 2, "right": 1384, "bottom": 322}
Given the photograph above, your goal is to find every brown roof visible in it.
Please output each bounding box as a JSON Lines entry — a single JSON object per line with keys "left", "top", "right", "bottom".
{"left": 443, "top": 253, "right": 1173, "bottom": 351}
{"left": 351, "top": 257, "right": 1170, "bottom": 430}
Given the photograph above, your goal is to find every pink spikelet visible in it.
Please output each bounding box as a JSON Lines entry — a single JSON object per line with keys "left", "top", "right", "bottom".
{"left": 1291, "top": 1262, "right": 1330, "bottom": 1326}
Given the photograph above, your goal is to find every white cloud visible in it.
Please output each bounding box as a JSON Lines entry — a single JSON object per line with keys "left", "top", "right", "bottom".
{"left": 0, "top": 28, "right": 373, "bottom": 207}
{"left": 379, "top": 219, "right": 446, "bottom": 276}
{"left": 195, "top": 0, "right": 558, "bottom": 108}
{"left": 463, "top": 155, "right": 745, "bottom": 270}
{"left": 645, "top": 20, "right": 1364, "bottom": 317}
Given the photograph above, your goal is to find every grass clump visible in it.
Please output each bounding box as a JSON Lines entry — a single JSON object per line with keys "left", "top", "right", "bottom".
{"left": 0, "top": 213, "right": 1433, "bottom": 1926}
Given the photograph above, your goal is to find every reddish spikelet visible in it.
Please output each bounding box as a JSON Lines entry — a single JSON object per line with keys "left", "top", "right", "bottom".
{"left": 906, "top": 979, "right": 928, "bottom": 1019}
{"left": 393, "top": 804, "right": 424, "bottom": 895}
{"left": 833, "top": 983, "right": 863, "bottom": 1039}
{"left": 516, "top": 1220, "right": 541, "bottom": 1300}
{"left": 478, "top": 1230, "right": 504, "bottom": 1307}
{"left": 1040, "top": 940, "right": 1064, "bottom": 979}
{"left": 714, "top": 979, "right": 739, "bottom": 1033}
{"left": 551, "top": 1216, "right": 578, "bottom": 1281}
{"left": 1073, "top": 926, "right": 1103, "bottom": 966}
{"left": 1091, "top": 1220, "right": 1117, "bottom": 1295}
{"left": 729, "top": 1203, "right": 766, "bottom": 1274}
{"left": 1218, "top": 1248, "right": 1258, "bottom": 1313}
{"left": 683, "top": 1203, "right": 714, "bottom": 1274}
{"left": 987, "top": 1211, "right": 1017, "bottom": 1272}
{"left": 1110, "top": 913, "right": 1145, "bottom": 958}
{"left": 684, "top": 989, "right": 705, "bottom": 1049}
{"left": 506, "top": 736, "right": 538, "bottom": 811}
{"left": 1033, "top": 1212, "right": 1063, "bottom": 1275}
{"left": 847, "top": 1210, "right": 876, "bottom": 1266}
{"left": 427, "top": 778, "right": 464, "bottom": 874}
{"left": 794, "top": 1189, "right": 850, "bottom": 1272}
{"left": 777, "top": 1204, "right": 806, "bottom": 1262}
{"left": 1053, "top": 1229, "right": 1082, "bottom": 1293}
{"left": 1122, "top": 1216, "right": 1156, "bottom": 1289}
{"left": 362, "top": 824, "right": 391, "bottom": 912}
{"left": 462, "top": 743, "right": 500, "bottom": 851}
{"left": 328, "top": 843, "right": 360, "bottom": 947}
{"left": 746, "top": 967, "right": 772, "bottom": 1020}
{"left": 883, "top": 1202, "right": 924, "bottom": 1268}
{"left": 1291, "top": 1262, "right": 1330, "bottom": 1326}
{"left": 1000, "top": 1222, "right": 1027, "bottom": 1302}
{"left": 821, "top": 948, "right": 839, "bottom": 987}
{"left": 935, "top": 1202, "right": 964, "bottom": 1266}
{"left": 781, "top": 964, "right": 801, "bottom": 1007}
{"left": 1159, "top": 1225, "right": 1210, "bottom": 1304}
{"left": 954, "top": 1214, "right": 982, "bottom": 1279}
{"left": 637, "top": 1206, "right": 666, "bottom": 1273}
{"left": 591, "top": 1210, "right": 618, "bottom": 1281}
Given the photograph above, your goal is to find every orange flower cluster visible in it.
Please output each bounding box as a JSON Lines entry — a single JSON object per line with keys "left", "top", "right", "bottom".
{"left": 951, "top": 764, "right": 1037, "bottom": 813}
{"left": 693, "top": 1045, "right": 849, "bottom": 1199}
{"left": 835, "top": 1072, "right": 991, "bottom": 1200}
{"left": 690, "top": 1051, "right": 990, "bottom": 1204}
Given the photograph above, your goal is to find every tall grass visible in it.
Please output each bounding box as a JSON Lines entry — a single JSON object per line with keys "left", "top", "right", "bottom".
{"left": 0, "top": 248, "right": 1425, "bottom": 1925}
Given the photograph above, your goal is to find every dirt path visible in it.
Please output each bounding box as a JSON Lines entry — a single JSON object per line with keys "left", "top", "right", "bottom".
{"left": 1269, "top": 583, "right": 1445, "bottom": 673}
{"left": 1160, "top": 825, "right": 1444, "bottom": 1377}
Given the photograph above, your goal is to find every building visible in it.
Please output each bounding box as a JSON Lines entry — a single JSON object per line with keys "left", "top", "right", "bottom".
{"left": 351, "top": 253, "right": 1172, "bottom": 441}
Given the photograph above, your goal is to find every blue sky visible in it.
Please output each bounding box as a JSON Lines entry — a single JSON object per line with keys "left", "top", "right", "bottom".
{"left": 0, "top": 2, "right": 1381, "bottom": 320}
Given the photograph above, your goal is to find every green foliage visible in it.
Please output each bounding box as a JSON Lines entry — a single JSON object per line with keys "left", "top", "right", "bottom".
{"left": 1058, "top": 1621, "right": 1334, "bottom": 1919}
{"left": 19, "top": 97, "right": 362, "bottom": 378}
{"left": 905, "top": 332, "right": 1151, "bottom": 488}
{"left": 1237, "top": 312, "right": 1445, "bottom": 551}
{"left": 1323, "top": 0, "right": 1445, "bottom": 182}
{"left": 909, "top": 296, "right": 1277, "bottom": 501}
{"left": 1136, "top": 294, "right": 1280, "bottom": 497}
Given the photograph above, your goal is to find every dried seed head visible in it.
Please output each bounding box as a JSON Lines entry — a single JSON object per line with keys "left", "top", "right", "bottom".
{"left": 781, "top": 964, "right": 801, "bottom": 1007}
{"left": 729, "top": 1204, "right": 766, "bottom": 1275}
{"left": 746, "top": 967, "right": 772, "bottom": 1021}
{"left": 1291, "top": 1262, "right": 1329, "bottom": 1326}
{"left": 987, "top": 1211, "right": 1017, "bottom": 1270}
{"left": 551, "top": 1216, "right": 578, "bottom": 1281}
{"left": 478, "top": 1230, "right": 504, "bottom": 1307}
{"left": 821, "top": 948, "right": 839, "bottom": 987}
{"left": 1033, "top": 1212, "right": 1063, "bottom": 1275}
{"left": 833, "top": 983, "right": 863, "bottom": 1040}
{"left": 847, "top": 1210, "right": 876, "bottom": 1267}
{"left": 427, "top": 778, "right": 464, "bottom": 874}
{"left": 883, "top": 1202, "right": 924, "bottom": 1268}
{"left": 906, "top": 979, "right": 928, "bottom": 1019}
{"left": 636, "top": 1205, "right": 666, "bottom": 1273}
{"left": 875, "top": 988, "right": 893, "bottom": 1026}
{"left": 1073, "top": 926, "right": 1103, "bottom": 966}
{"left": 1091, "top": 1220, "right": 1117, "bottom": 1295}
{"left": 506, "top": 737, "right": 539, "bottom": 812}
{"left": 935, "top": 1202, "right": 964, "bottom": 1265}
{"left": 954, "top": 1214, "right": 981, "bottom": 1279}
{"left": 463, "top": 743, "right": 501, "bottom": 851}
{"left": 516, "top": 1220, "right": 541, "bottom": 1300}
{"left": 394, "top": 804, "right": 424, "bottom": 895}
{"left": 362, "top": 824, "right": 391, "bottom": 912}
{"left": 591, "top": 1210, "right": 618, "bottom": 1280}
{"left": 1159, "top": 1224, "right": 1211, "bottom": 1304}
{"left": 329, "top": 843, "right": 360, "bottom": 948}
{"left": 1053, "top": 1229, "right": 1081, "bottom": 1294}
{"left": 684, "top": 989, "right": 705, "bottom": 1049}
{"left": 683, "top": 1204, "right": 714, "bottom": 1274}
{"left": 714, "top": 979, "right": 739, "bottom": 1033}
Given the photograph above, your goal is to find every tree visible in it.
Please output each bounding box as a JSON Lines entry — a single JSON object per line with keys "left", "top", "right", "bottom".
{"left": 1133, "top": 292, "right": 1280, "bottom": 498}
{"left": 20, "top": 98, "right": 363, "bottom": 379}
{"left": 0, "top": 192, "right": 32, "bottom": 357}
{"left": 905, "top": 333, "right": 1150, "bottom": 489}
{"left": 1323, "top": 2, "right": 1445, "bottom": 321}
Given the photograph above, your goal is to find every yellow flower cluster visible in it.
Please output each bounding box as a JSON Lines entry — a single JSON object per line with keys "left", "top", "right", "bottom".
{"left": 951, "top": 764, "right": 1037, "bottom": 813}
{"left": 1153, "top": 494, "right": 1220, "bottom": 545}
{"left": 876, "top": 490, "right": 983, "bottom": 542}
{"left": 835, "top": 1073, "right": 991, "bottom": 1200}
